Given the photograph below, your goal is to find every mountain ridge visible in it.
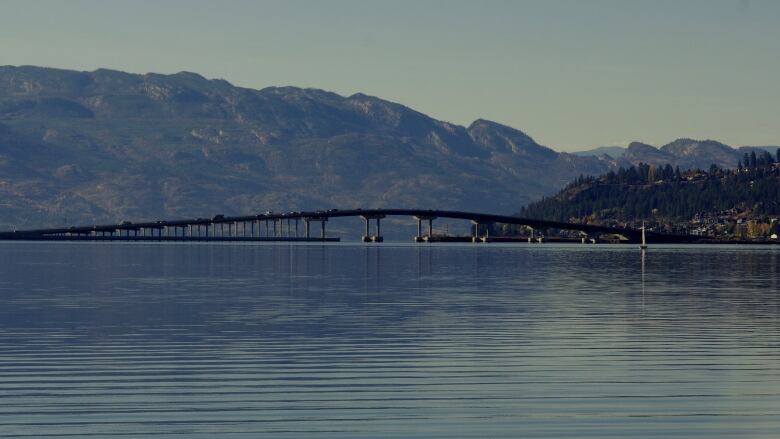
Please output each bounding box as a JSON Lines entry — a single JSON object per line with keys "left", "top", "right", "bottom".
{"left": 1, "top": 65, "right": 777, "bottom": 229}
{"left": 0, "top": 65, "right": 616, "bottom": 228}
{"left": 576, "top": 140, "right": 778, "bottom": 169}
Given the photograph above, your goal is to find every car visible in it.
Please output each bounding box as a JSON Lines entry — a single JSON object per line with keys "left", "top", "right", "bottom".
{"left": 212, "top": 214, "right": 225, "bottom": 221}
{"left": 121, "top": 221, "right": 133, "bottom": 226}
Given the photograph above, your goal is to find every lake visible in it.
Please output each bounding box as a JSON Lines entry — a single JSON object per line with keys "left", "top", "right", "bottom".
{"left": 1, "top": 242, "right": 779, "bottom": 438}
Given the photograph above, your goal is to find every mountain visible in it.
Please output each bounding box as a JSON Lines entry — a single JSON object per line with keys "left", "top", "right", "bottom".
{"left": 0, "top": 65, "right": 618, "bottom": 229}
{"left": 621, "top": 139, "right": 778, "bottom": 170}
{"left": 575, "top": 141, "right": 780, "bottom": 170}
{"left": 572, "top": 146, "right": 626, "bottom": 158}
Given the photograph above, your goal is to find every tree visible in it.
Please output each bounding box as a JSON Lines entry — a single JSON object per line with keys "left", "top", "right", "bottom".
{"left": 750, "top": 151, "right": 758, "bottom": 169}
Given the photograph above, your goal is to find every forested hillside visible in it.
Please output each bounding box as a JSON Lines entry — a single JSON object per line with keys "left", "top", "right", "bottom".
{"left": 519, "top": 150, "right": 780, "bottom": 238}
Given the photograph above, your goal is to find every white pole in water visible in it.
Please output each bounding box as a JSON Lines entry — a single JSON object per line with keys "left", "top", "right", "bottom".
{"left": 640, "top": 222, "right": 648, "bottom": 250}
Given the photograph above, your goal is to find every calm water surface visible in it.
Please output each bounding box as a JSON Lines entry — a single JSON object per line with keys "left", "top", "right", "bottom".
{"left": 0, "top": 242, "right": 779, "bottom": 438}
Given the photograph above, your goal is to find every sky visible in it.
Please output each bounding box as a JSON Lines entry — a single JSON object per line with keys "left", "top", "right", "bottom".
{"left": 1, "top": 0, "right": 778, "bottom": 151}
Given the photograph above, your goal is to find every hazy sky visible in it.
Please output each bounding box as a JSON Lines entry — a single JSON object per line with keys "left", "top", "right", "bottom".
{"left": 1, "top": 0, "right": 778, "bottom": 150}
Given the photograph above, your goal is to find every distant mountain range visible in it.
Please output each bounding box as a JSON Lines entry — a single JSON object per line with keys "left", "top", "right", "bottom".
{"left": 0, "top": 66, "right": 776, "bottom": 229}
{"left": 0, "top": 66, "right": 616, "bottom": 228}
{"left": 575, "top": 141, "right": 778, "bottom": 169}
{"left": 572, "top": 146, "right": 627, "bottom": 158}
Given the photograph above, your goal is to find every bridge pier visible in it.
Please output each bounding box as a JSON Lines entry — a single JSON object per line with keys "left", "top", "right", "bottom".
{"left": 303, "top": 217, "right": 328, "bottom": 240}
{"left": 471, "top": 221, "right": 481, "bottom": 243}
{"left": 414, "top": 215, "right": 436, "bottom": 242}
{"left": 361, "top": 215, "right": 385, "bottom": 242}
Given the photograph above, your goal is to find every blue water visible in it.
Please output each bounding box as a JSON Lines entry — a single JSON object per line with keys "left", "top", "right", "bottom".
{"left": 0, "top": 242, "right": 779, "bottom": 438}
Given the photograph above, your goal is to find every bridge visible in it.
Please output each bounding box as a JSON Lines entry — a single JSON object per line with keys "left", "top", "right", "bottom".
{"left": 0, "top": 208, "right": 697, "bottom": 244}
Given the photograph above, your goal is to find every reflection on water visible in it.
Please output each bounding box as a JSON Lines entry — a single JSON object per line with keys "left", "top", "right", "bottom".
{"left": 0, "top": 242, "right": 779, "bottom": 438}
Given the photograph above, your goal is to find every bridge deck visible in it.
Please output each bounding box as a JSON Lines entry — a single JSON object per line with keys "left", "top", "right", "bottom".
{"left": 0, "top": 208, "right": 701, "bottom": 243}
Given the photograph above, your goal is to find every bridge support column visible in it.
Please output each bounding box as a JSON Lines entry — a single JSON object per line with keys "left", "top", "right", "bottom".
{"left": 303, "top": 217, "right": 328, "bottom": 240}
{"left": 375, "top": 218, "right": 383, "bottom": 242}
{"left": 413, "top": 215, "right": 436, "bottom": 242}
{"left": 361, "top": 215, "right": 385, "bottom": 242}
{"left": 471, "top": 221, "right": 481, "bottom": 243}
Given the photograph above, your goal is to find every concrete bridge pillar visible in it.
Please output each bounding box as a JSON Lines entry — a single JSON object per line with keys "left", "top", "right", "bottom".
{"left": 303, "top": 217, "right": 328, "bottom": 240}
{"left": 375, "top": 218, "right": 383, "bottom": 242}
{"left": 413, "top": 215, "right": 436, "bottom": 242}
{"left": 471, "top": 221, "right": 481, "bottom": 243}
{"left": 360, "top": 215, "right": 385, "bottom": 242}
